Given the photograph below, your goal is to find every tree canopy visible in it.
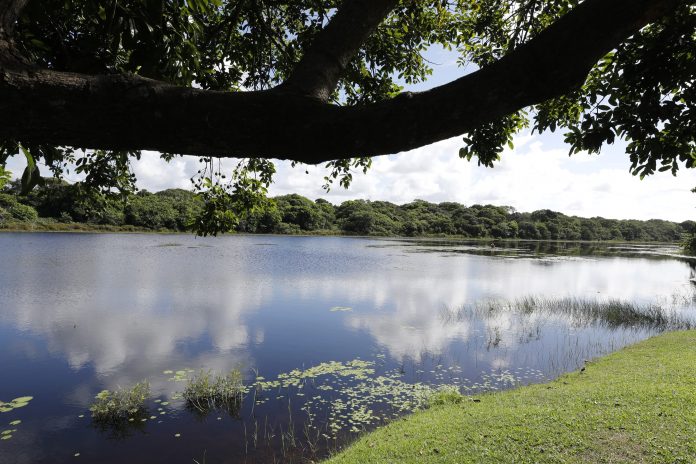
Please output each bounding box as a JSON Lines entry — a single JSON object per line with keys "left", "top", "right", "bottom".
{"left": 0, "top": 0, "right": 694, "bottom": 234}
{"left": 0, "top": 181, "right": 690, "bottom": 242}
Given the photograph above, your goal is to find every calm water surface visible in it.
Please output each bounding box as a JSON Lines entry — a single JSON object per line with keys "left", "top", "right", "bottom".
{"left": 0, "top": 233, "right": 694, "bottom": 463}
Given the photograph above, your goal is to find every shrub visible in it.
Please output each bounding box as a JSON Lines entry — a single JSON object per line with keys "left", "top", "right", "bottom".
{"left": 0, "top": 193, "right": 16, "bottom": 209}
{"left": 90, "top": 381, "right": 150, "bottom": 422}
{"left": 276, "top": 222, "right": 302, "bottom": 235}
{"left": 183, "top": 370, "right": 245, "bottom": 415}
{"left": 684, "top": 233, "right": 696, "bottom": 255}
{"left": 9, "top": 203, "right": 38, "bottom": 221}
{"left": 428, "top": 386, "right": 464, "bottom": 406}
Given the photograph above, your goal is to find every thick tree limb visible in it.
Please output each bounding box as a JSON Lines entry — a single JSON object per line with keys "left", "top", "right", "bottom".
{"left": 0, "top": 0, "right": 27, "bottom": 38}
{"left": 278, "top": 0, "right": 399, "bottom": 101}
{"left": 0, "top": 0, "right": 28, "bottom": 62}
{"left": 0, "top": 0, "right": 685, "bottom": 163}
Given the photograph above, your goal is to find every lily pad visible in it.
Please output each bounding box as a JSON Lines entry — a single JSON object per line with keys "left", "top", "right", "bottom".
{"left": 0, "top": 396, "right": 34, "bottom": 413}
{"left": 11, "top": 397, "right": 33, "bottom": 404}
{"left": 330, "top": 306, "right": 353, "bottom": 312}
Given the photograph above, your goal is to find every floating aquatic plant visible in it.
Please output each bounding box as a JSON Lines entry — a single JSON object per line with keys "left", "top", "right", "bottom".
{"left": 1, "top": 428, "right": 17, "bottom": 440}
{"left": 0, "top": 396, "right": 33, "bottom": 440}
{"left": 0, "top": 396, "right": 33, "bottom": 413}
{"left": 254, "top": 359, "right": 540, "bottom": 440}
{"left": 329, "top": 306, "right": 353, "bottom": 312}
{"left": 165, "top": 368, "right": 195, "bottom": 382}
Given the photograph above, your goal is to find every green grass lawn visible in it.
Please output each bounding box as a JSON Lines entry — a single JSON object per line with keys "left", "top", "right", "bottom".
{"left": 327, "top": 330, "right": 696, "bottom": 463}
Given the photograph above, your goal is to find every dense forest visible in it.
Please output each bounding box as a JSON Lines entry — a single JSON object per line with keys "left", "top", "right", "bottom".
{"left": 0, "top": 179, "right": 693, "bottom": 242}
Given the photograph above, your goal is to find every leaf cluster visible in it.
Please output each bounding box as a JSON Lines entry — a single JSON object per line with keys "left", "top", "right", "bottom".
{"left": 537, "top": 5, "right": 696, "bottom": 177}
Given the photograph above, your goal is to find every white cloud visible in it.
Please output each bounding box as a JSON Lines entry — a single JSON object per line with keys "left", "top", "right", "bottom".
{"left": 267, "top": 132, "right": 696, "bottom": 222}
{"left": 131, "top": 151, "right": 199, "bottom": 192}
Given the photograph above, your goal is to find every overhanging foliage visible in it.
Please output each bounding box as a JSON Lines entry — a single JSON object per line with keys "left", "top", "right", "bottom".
{"left": 0, "top": 0, "right": 693, "bottom": 234}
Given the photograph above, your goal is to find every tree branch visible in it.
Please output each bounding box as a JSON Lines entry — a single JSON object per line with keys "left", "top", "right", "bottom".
{"left": 278, "top": 0, "right": 399, "bottom": 101}
{"left": 0, "top": 0, "right": 685, "bottom": 163}
{"left": 0, "top": 0, "right": 28, "bottom": 66}
{"left": 0, "top": 0, "right": 27, "bottom": 39}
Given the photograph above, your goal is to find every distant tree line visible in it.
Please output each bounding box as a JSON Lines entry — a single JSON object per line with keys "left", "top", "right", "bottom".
{"left": 0, "top": 179, "right": 692, "bottom": 242}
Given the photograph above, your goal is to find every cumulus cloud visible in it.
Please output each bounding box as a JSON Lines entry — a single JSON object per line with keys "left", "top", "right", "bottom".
{"left": 131, "top": 151, "right": 200, "bottom": 192}
{"left": 267, "top": 132, "right": 696, "bottom": 222}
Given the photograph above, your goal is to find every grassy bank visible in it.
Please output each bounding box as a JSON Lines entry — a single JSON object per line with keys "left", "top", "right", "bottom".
{"left": 327, "top": 330, "right": 696, "bottom": 463}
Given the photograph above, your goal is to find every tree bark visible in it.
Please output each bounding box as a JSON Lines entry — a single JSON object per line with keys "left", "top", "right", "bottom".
{"left": 0, "top": 0, "right": 29, "bottom": 63}
{"left": 0, "top": 0, "right": 685, "bottom": 164}
{"left": 0, "top": 0, "right": 27, "bottom": 38}
{"left": 279, "top": 0, "right": 399, "bottom": 101}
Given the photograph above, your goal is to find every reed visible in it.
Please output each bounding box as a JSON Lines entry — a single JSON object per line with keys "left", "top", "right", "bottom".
{"left": 182, "top": 369, "right": 245, "bottom": 415}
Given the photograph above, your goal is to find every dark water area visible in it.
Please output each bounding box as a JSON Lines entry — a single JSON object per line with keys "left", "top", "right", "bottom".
{"left": 1, "top": 233, "right": 695, "bottom": 463}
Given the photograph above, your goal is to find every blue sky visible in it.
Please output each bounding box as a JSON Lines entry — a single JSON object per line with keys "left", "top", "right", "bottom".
{"left": 6, "top": 46, "right": 695, "bottom": 222}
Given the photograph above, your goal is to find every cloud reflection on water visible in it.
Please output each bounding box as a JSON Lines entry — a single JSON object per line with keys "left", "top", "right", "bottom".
{"left": 0, "top": 234, "right": 692, "bottom": 384}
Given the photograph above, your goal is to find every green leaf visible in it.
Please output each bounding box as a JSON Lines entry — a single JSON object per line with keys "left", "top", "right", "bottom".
{"left": 10, "top": 396, "right": 33, "bottom": 404}
{"left": 19, "top": 146, "right": 42, "bottom": 195}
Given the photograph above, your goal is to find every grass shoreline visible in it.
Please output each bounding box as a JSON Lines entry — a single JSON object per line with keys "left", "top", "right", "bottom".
{"left": 327, "top": 330, "right": 696, "bottom": 463}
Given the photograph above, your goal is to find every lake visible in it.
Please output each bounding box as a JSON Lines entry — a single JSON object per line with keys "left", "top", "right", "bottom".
{"left": 1, "top": 233, "right": 695, "bottom": 463}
